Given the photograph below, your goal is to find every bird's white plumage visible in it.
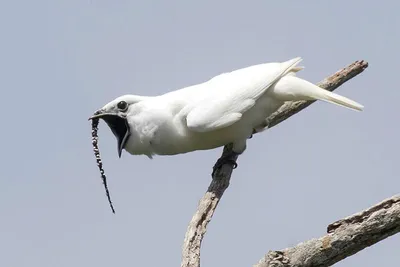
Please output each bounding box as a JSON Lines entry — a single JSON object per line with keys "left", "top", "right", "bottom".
{"left": 95, "top": 57, "right": 364, "bottom": 158}
{"left": 184, "top": 57, "right": 302, "bottom": 132}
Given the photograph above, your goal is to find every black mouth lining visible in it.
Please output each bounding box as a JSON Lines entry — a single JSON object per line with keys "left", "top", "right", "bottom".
{"left": 101, "top": 115, "right": 127, "bottom": 139}
{"left": 99, "top": 114, "right": 130, "bottom": 156}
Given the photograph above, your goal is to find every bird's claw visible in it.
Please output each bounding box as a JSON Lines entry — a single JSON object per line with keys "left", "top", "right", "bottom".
{"left": 212, "top": 155, "right": 238, "bottom": 176}
{"left": 248, "top": 129, "right": 257, "bottom": 139}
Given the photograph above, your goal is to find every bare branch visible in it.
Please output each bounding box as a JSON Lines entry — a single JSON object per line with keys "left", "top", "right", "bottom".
{"left": 181, "top": 60, "right": 369, "bottom": 267}
{"left": 254, "top": 195, "right": 400, "bottom": 267}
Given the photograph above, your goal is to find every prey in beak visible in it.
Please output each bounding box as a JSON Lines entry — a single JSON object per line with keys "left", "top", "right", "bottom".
{"left": 89, "top": 110, "right": 130, "bottom": 158}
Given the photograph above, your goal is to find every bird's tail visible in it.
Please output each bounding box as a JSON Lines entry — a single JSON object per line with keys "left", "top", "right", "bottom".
{"left": 272, "top": 75, "right": 364, "bottom": 111}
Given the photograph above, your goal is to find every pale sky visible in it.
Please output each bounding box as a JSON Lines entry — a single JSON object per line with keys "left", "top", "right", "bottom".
{"left": 1, "top": 1, "right": 399, "bottom": 266}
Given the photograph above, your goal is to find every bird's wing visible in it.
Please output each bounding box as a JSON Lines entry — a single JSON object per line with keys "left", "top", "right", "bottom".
{"left": 185, "top": 57, "right": 303, "bottom": 132}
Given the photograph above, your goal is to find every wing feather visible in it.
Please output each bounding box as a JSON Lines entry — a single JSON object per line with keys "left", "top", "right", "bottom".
{"left": 185, "top": 57, "right": 303, "bottom": 132}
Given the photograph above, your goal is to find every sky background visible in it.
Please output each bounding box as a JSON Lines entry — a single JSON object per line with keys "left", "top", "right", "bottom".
{"left": 1, "top": 1, "right": 399, "bottom": 266}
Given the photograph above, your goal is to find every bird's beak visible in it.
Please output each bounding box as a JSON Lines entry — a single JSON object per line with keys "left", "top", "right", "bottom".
{"left": 89, "top": 110, "right": 131, "bottom": 158}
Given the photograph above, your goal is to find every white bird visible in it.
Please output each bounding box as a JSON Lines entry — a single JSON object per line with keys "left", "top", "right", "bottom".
{"left": 90, "top": 57, "right": 363, "bottom": 173}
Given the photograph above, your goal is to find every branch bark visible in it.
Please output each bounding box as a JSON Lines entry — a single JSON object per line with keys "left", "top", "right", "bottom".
{"left": 181, "top": 60, "right": 371, "bottom": 267}
{"left": 254, "top": 195, "right": 400, "bottom": 267}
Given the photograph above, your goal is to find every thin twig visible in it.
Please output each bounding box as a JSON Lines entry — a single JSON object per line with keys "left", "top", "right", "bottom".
{"left": 181, "top": 60, "right": 369, "bottom": 267}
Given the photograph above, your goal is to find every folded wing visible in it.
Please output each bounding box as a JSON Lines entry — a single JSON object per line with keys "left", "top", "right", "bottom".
{"left": 185, "top": 57, "right": 303, "bottom": 132}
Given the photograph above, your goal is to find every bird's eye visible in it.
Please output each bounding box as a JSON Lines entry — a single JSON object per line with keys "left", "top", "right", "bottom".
{"left": 117, "top": 101, "right": 128, "bottom": 111}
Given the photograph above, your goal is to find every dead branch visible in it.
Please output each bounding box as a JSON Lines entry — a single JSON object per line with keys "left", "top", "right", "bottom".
{"left": 254, "top": 195, "right": 400, "bottom": 267}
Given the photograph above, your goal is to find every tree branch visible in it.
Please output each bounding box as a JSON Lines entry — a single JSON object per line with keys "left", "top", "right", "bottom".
{"left": 181, "top": 60, "right": 369, "bottom": 267}
{"left": 254, "top": 195, "right": 400, "bottom": 267}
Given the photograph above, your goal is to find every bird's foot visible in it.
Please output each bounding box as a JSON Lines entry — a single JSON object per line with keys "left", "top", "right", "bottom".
{"left": 212, "top": 152, "right": 239, "bottom": 176}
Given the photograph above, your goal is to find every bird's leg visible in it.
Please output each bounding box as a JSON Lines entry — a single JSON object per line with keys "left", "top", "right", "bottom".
{"left": 212, "top": 150, "right": 239, "bottom": 176}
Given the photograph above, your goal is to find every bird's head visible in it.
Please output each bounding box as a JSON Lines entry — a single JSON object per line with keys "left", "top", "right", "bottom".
{"left": 89, "top": 95, "right": 147, "bottom": 158}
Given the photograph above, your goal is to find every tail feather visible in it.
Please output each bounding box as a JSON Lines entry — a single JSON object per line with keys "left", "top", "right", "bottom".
{"left": 317, "top": 89, "right": 363, "bottom": 111}
{"left": 272, "top": 75, "right": 364, "bottom": 111}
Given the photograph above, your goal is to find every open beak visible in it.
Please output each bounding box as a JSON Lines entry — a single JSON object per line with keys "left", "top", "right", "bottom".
{"left": 89, "top": 110, "right": 130, "bottom": 158}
